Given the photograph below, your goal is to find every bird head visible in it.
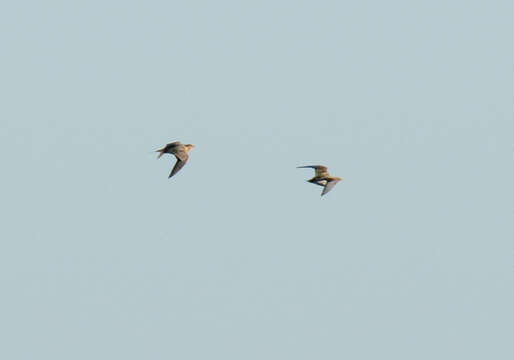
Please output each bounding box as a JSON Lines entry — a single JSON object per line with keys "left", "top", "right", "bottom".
{"left": 185, "top": 144, "right": 195, "bottom": 151}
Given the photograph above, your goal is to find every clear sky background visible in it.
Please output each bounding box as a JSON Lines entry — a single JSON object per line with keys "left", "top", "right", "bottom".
{"left": 1, "top": 1, "right": 513, "bottom": 359}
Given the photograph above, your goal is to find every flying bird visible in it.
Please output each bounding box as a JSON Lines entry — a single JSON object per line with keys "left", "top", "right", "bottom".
{"left": 156, "top": 141, "right": 195, "bottom": 178}
{"left": 297, "top": 165, "right": 342, "bottom": 196}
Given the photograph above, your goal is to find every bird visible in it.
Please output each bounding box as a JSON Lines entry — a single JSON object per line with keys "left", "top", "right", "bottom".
{"left": 156, "top": 141, "right": 195, "bottom": 178}
{"left": 297, "top": 165, "right": 342, "bottom": 196}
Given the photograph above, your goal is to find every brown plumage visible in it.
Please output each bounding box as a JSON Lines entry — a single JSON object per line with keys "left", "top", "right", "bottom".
{"left": 156, "top": 141, "right": 195, "bottom": 178}
{"left": 297, "top": 165, "right": 342, "bottom": 196}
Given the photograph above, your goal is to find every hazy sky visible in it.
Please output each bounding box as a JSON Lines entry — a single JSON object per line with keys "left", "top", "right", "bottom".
{"left": 2, "top": 1, "right": 513, "bottom": 359}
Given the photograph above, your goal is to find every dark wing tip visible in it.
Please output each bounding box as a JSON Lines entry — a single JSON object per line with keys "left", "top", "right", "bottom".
{"left": 297, "top": 165, "right": 320, "bottom": 169}
{"left": 168, "top": 159, "right": 187, "bottom": 178}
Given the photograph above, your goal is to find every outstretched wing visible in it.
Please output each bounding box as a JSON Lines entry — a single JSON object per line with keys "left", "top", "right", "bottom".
{"left": 168, "top": 153, "right": 189, "bottom": 178}
{"left": 173, "top": 147, "right": 189, "bottom": 162}
{"left": 297, "top": 165, "right": 329, "bottom": 177}
{"left": 321, "top": 179, "right": 340, "bottom": 196}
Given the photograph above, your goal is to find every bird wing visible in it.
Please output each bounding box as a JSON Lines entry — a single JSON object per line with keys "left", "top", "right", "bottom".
{"left": 315, "top": 166, "right": 330, "bottom": 177}
{"left": 156, "top": 141, "right": 180, "bottom": 158}
{"left": 168, "top": 153, "right": 189, "bottom": 178}
{"left": 321, "top": 179, "right": 340, "bottom": 196}
{"left": 298, "top": 165, "right": 329, "bottom": 177}
{"left": 173, "top": 147, "right": 189, "bottom": 162}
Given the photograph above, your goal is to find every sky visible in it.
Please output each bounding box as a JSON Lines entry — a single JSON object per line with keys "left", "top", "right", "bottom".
{"left": 1, "top": 1, "right": 513, "bottom": 359}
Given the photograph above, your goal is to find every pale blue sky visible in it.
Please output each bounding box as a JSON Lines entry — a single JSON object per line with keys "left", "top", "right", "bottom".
{"left": 1, "top": 1, "right": 513, "bottom": 359}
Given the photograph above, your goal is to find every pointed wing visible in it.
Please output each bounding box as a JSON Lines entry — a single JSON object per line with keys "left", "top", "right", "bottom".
{"left": 297, "top": 165, "right": 329, "bottom": 177}
{"left": 321, "top": 179, "right": 340, "bottom": 196}
{"left": 168, "top": 153, "right": 189, "bottom": 178}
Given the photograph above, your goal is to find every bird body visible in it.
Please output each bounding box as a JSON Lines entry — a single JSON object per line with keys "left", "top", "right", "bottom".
{"left": 297, "top": 165, "right": 341, "bottom": 196}
{"left": 156, "top": 141, "right": 195, "bottom": 178}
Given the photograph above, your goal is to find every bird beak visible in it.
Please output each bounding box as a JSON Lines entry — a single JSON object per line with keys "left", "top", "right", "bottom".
{"left": 156, "top": 149, "right": 164, "bottom": 158}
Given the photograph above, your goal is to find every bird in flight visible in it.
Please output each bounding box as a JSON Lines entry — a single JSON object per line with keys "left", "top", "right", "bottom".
{"left": 297, "top": 165, "right": 342, "bottom": 196}
{"left": 156, "top": 141, "right": 195, "bottom": 178}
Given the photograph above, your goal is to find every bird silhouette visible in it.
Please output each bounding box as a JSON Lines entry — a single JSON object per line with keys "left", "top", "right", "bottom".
{"left": 156, "top": 141, "right": 195, "bottom": 178}
{"left": 297, "top": 165, "right": 342, "bottom": 196}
